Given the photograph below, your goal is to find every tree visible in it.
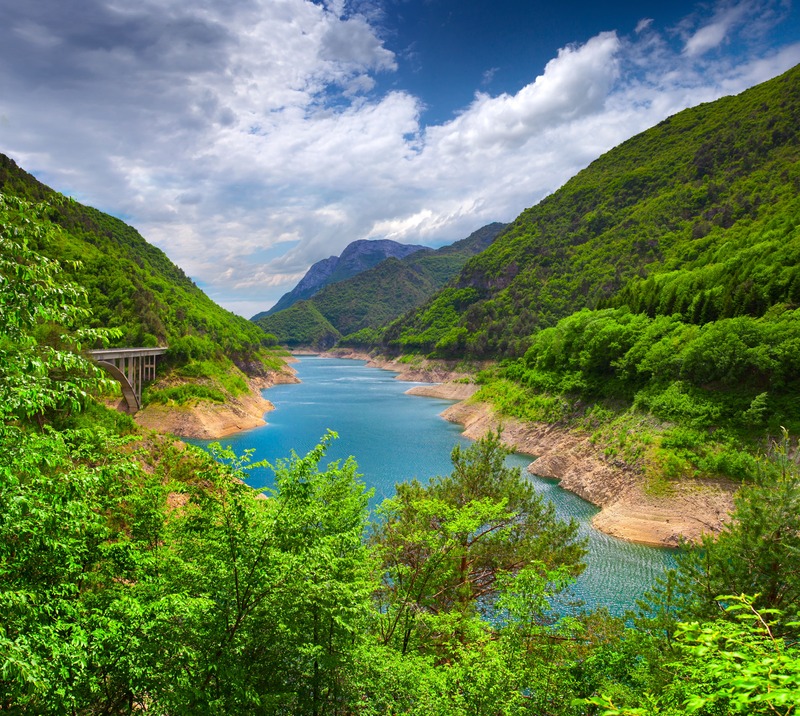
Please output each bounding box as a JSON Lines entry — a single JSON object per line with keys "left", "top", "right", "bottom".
{"left": 372, "top": 432, "right": 586, "bottom": 658}
{"left": 585, "top": 596, "right": 800, "bottom": 716}
{"left": 145, "top": 433, "right": 376, "bottom": 714}
{"left": 668, "top": 429, "right": 800, "bottom": 624}
{"left": 0, "top": 192, "right": 117, "bottom": 421}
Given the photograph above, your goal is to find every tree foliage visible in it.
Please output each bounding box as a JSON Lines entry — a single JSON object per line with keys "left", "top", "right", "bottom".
{"left": 372, "top": 432, "right": 586, "bottom": 659}
{"left": 0, "top": 193, "right": 118, "bottom": 420}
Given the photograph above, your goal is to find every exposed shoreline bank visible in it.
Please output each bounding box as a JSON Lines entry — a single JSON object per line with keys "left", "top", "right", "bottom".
{"left": 134, "top": 367, "right": 299, "bottom": 440}
{"left": 320, "top": 350, "right": 737, "bottom": 548}
{"left": 138, "top": 348, "right": 736, "bottom": 547}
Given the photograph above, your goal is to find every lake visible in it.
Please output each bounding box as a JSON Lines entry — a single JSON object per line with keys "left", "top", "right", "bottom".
{"left": 190, "top": 355, "right": 674, "bottom": 614}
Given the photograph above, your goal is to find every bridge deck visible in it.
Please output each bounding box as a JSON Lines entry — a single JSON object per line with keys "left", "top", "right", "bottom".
{"left": 88, "top": 347, "right": 168, "bottom": 360}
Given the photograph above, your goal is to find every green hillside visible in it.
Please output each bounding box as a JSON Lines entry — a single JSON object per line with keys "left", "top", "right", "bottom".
{"left": 256, "top": 222, "right": 506, "bottom": 348}
{"left": 3, "top": 217, "right": 799, "bottom": 712}
{"left": 0, "top": 154, "right": 277, "bottom": 375}
{"left": 385, "top": 64, "right": 800, "bottom": 358}
{"left": 256, "top": 300, "right": 342, "bottom": 350}
{"left": 3, "top": 77, "right": 800, "bottom": 716}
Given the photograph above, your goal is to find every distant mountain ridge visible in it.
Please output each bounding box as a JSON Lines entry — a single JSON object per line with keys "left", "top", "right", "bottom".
{"left": 254, "top": 239, "right": 427, "bottom": 319}
{"left": 253, "top": 223, "right": 507, "bottom": 348}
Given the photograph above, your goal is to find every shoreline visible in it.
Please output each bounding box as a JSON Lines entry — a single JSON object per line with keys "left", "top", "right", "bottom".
{"left": 320, "top": 351, "right": 736, "bottom": 548}
{"left": 133, "top": 366, "right": 299, "bottom": 440}
{"left": 429, "top": 393, "right": 735, "bottom": 548}
{"left": 142, "top": 348, "right": 736, "bottom": 547}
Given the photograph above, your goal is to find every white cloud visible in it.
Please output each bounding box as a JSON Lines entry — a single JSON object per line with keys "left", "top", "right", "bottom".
{"left": 0, "top": 0, "right": 798, "bottom": 319}
{"left": 424, "top": 32, "right": 620, "bottom": 157}
{"left": 682, "top": 0, "right": 782, "bottom": 57}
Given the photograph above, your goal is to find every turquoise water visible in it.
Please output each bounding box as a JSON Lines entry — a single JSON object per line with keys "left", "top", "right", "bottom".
{"left": 191, "top": 355, "right": 674, "bottom": 613}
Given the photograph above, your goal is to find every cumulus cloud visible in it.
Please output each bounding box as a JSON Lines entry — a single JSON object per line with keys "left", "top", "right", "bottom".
{"left": 0, "top": 0, "right": 798, "bottom": 317}
{"left": 425, "top": 32, "right": 620, "bottom": 156}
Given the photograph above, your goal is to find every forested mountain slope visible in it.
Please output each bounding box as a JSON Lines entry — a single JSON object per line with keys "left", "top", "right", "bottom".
{"left": 384, "top": 64, "right": 800, "bottom": 358}
{"left": 255, "top": 238, "right": 427, "bottom": 319}
{"left": 4, "top": 199, "right": 799, "bottom": 712}
{"left": 255, "top": 222, "right": 506, "bottom": 348}
{"left": 0, "top": 153, "right": 273, "bottom": 372}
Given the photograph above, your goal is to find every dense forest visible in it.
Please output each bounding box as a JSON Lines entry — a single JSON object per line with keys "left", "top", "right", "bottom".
{"left": 383, "top": 65, "right": 800, "bottom": 359}
{"left": 2, "top": 196, "right": 799, "bottom": 713}
{"left": 360, "top": 65, "right": 800, "bottom": 486}
{"left": 3, "top": 58, "right": 800, "bottom": 713}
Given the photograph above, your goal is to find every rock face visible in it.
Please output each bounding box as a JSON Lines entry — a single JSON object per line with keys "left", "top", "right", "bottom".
{"left": 266, "top": 255, "right": 340, "bottom": 316}
{"left": 437, "top": 400, "right": 737, "bottom": 548}
{"left": 255, "top": 239, "right": 426, "bottom": 319}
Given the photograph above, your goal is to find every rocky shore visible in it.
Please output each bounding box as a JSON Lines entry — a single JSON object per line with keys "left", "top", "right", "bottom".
{"left": 141, "top": 348, "right": 736, "bottom": 546}
{"left": 324, "top": 352, "right": 737, "bottom": 547}
{"left": 433, "top": 396, "right": 736, "bottom": 547}
{"left": 134, "top": 369, "right": 299, "bottom": 440}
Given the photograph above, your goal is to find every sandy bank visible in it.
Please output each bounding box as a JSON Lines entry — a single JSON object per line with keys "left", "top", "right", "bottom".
{"left": 441, "top": 400, "right": 736, "bottom": 547}
{"left": 134, "top": 369, "right": 299, "bottom": 440}
{"left": 405, "top": 383, "right": 480, "bottom": 401}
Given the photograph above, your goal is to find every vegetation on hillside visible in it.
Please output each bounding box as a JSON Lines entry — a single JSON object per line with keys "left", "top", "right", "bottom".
{"left": 469, "top": 303, "right": 800, "bottom": 483}
{"left": 2, "top": 224, "right": 799, "bottom": 713}
{"left": 255, "top": 223, "right": 506, "bottom": 348}
{"left": 358, "top": 65, "right": 800, "bottom": 485}
{"left": 256, "top": 299, "right": 343, "bottom": 350}
{"left": 0, "top": 157, "right": 289, "bottom": 407}
{"left": 384, "top": 65, "right": 800, "bottom": 359}
{"left": 0, "top": 154, "right": 276, "bottom": 371}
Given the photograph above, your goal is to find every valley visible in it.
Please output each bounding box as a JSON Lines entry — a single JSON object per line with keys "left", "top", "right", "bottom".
{"left": 2, "top": 62, "right": 799, "bottom": 715}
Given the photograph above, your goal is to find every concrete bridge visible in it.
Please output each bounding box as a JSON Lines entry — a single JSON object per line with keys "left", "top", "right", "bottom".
{"left": 89, "top": 347, "right": 168, "bottom": 413}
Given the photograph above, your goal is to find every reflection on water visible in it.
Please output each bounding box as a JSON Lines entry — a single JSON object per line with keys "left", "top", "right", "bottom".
{"left": 189, "top": 355, "right": 674, "bottom": 614}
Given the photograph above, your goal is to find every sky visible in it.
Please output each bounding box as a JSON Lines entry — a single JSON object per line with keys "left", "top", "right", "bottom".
{"left": 1, "top": 0, "right": 798, "bottom": 318}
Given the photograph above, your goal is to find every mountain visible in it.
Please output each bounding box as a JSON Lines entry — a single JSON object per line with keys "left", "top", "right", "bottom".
{"left": 383, "top": 64, "right": 800, "bottom": 359}
{"left": 0, "top": 153, "right": 276, "bottom": 376}
{"left": 253, "top": 238, "right": 427, "bottom": 319}
{"left": 254, "top": 223, "right": 507, "bottom": 348}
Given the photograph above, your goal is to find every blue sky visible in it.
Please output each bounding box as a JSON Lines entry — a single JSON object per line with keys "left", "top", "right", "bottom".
{"left": 0, "top": 0, "right": 798, "bottom": 317}
{"left": 373, "top": 0, "right": 697, "bottom": 122}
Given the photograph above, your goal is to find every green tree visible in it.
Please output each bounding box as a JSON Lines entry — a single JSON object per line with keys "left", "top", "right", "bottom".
{"left": 586, "top": 596, "right": 800, "bottom": 716}
{"left": 669, "top": 429, "right": 800, "bottom": 623}
{"left": 0, "top": 193, "right": 117, "bottom": 421}
{"left": 372, "top": 432, "right": 586, "bottom": 658}
{"left": 143, "top": 433, "right": 376, "bottom": 714}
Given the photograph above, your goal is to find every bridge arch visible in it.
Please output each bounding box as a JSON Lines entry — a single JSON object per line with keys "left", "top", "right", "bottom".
{"left": 95, "top": 360, "right": 141, "bottom": 413}
{"left": 89, "top": 347, "right": 167, "bottom": 413}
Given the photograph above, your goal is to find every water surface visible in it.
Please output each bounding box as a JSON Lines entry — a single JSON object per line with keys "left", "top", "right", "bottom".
{"left": 192, "top": 356, "right": 673, "bottom": 613}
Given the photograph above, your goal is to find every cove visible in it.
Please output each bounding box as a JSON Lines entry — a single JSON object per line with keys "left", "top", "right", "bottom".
{"left": 190, "top": 355, "right": 674, "bottom": 614}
